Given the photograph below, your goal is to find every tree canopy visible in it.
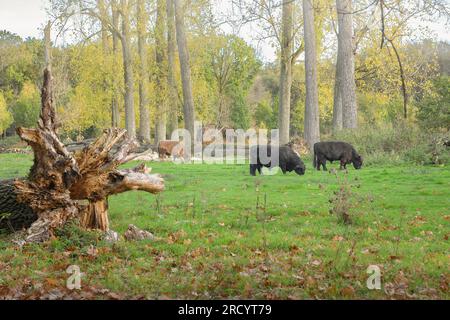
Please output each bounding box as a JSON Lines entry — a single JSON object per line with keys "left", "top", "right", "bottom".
{"left": 0, "top": 0, "right": 448, "bottom": 141}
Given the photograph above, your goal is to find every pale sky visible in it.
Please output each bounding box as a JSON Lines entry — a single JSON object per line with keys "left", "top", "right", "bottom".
{"left": 0, "top": 0, "right": 47, "bottom": 39}
{"left": 0, "top": 0, "right": 448, "bottom": 62}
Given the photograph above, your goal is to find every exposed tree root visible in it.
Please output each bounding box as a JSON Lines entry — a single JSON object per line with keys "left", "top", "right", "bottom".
{"left": 0, "top": 68, "right": 165, "bottom": 242}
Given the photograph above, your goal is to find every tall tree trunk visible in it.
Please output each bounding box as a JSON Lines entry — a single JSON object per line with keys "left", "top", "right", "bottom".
{"left": 333, "top": 17, "right": 343, "bottom": 134}
{"left": 278, "top": 0, "right": 293, "bottom": 146}
{"left": 166, "top": 0, "right": 179, "bottom": 138}
{"left": 120, "top": 0, "right": 136, "bottom": 138}
{"left": 111, "top": 1, "right": 120, "bottom": 128}
{"left": 336, "top": 0, "right": 358, "bottom": 129}
{"left": 98, "top": 0, "right": 118, "bottom": 129}
{"left": 332, "top": 45, "right": 343, "bottom": 132}
{"left": 303, "top": 0, "right": 320, "bottom": 150}
{"left": 98, "top": 0, "right": 109, "bottom": 51}
{"left": 174, "top": 0, "right": 195, "bottom": 143}
{"left": 137, "top": 0, "right": 151, "bottom": 142}
{"left": 155, "top": 0, "right": 167, "bottom": 144}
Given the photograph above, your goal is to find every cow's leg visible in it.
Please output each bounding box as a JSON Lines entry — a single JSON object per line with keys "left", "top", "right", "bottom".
{"left": 320, "top": 157, "right": 327, "bottom": 171}
{"left": 280, "top": 164, "right": 287, "bottom": 174}
{"left": 316, "top": 159, "right": 322, "bottom": 171}
{"left": 317, "top": 156, "right": 323, "bottom": 171}
{"left": 250, "top": 164, "right": 258, "bottom": 176}
{"left": 340, "top": 158, "right": 350, "bottom": 171}
{"left": 257, "top": 165, "right": 263, "bottom": 175}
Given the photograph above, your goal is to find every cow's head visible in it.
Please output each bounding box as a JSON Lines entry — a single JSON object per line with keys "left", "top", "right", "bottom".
{"left": 353, "top": 155, "right": 363, "bottom": 170}
{"left": 294, "top": 162, "right": 306, "bottom": 176}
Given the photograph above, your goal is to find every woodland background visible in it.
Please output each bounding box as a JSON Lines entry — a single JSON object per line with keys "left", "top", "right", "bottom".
{"left": 0, "top": 0, "right": 449, "bottom": 163}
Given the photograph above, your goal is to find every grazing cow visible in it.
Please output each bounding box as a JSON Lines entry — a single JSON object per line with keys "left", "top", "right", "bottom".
{"left": 313, "top": 141, "right": 363, "bottom": 171}
{"left": 158, "top": 141, "right": 184, "bottom": 160}
{"left": 250, "top": 145, "right": 306, "bottom": 176}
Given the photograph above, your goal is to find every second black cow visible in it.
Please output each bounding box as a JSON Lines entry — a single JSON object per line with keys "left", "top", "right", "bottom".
{"left": 313, "top": 141, "right": 363, "bottom": 171}
{"left": 250, "top": 145, "right": 306, "bottom": 176}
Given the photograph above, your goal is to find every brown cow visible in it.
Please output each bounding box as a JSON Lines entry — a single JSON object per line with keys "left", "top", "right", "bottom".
{"left": 158, "top": 141, "right": 184, "bottom": 160}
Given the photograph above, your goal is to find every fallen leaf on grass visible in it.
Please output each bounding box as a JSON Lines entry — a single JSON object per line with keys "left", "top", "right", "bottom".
{"left": 45, "top": 278, "right": 59, "bottom": 287}
{"left": 108, "top": 292, "right": 122, "bottom": 300}
{"left": 341, "top": 286, "right": 355, "bottom": 297}
{"left": 289, "top": 245, "right": 303, "bottom": 254}
{"left": 311, "top": 259, "right": 322, "bottom": 267}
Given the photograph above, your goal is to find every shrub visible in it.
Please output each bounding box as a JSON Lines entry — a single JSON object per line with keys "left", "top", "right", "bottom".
{"left": 0, "top": 92, "right": 13, "bottom": 134}
{"left": 10, "top": 82, "right": 40, "bottom": 128}
{"left": 53, "top": 222, "right": 102, "bottom": 250}
{"left": 0, "top": 135, "right": 26, "bottom": 149}
{"left": 416, "top": 76, "right": 450, "bottom": 131}
{"left": 333, "top": 122, "right": 449, "bottom": 165}
{"left": 328, "top": 172, "right": 373, "bottom": 225}
{"left": 404, "top": 132, "right": 450, "bottom": 165}
{"left": 254, "top": 100, "right": 277, "bottom": 129}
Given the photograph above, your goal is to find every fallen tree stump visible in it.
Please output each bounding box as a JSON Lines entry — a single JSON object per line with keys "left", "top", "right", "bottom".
{"left": 0, "top": 68, "right": 165, "bottom": 242}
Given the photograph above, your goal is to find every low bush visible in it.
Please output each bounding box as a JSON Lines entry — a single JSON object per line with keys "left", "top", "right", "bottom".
{"left": 53, "top": 222, "right": 102, "bottom": 250}
{"left": 332, "top": 122, "right": 449, "bottom": 166}
{"left": 0, "top": 135, "right": 25, "bottom": 149}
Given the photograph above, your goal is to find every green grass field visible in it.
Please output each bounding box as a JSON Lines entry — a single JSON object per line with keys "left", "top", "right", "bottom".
{"left": 0, "top": 153, "right": 449, "bottom": 299}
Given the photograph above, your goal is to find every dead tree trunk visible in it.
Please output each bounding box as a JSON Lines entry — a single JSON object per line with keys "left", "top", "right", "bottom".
{"left": 0, "top": 69, "right": 164, "bottom": 242}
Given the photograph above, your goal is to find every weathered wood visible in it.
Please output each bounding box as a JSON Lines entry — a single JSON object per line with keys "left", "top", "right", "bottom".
{"left": 0, "top": 180, "right": 37, "bottom": 232}
{"left": 80, "top": 199, "right": 109, "bottom": 231}
{"left": 0, "top": 68, "right": 165, "bottom": 241}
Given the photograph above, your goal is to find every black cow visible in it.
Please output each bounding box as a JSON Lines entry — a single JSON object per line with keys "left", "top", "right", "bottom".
{"left": 250, "top": 145, "right": 306, "bottom": 176}
{"left": 313, "top": 141, "right": 363, "bottom": 171}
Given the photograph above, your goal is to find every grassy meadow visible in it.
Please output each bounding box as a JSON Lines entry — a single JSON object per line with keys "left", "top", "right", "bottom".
{"left": 0, "top": 153, "right": 449, "bottom": 299}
